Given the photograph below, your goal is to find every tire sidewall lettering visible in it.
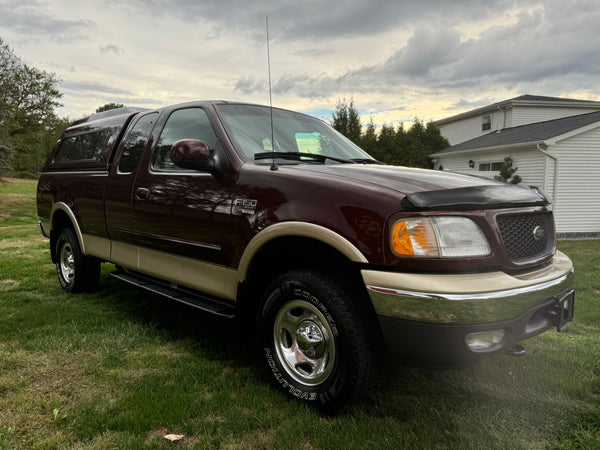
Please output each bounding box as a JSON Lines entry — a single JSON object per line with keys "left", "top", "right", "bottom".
{"left": 292, "top": 287, "right": 339, "bottom": 336}
{"left": 264, "top": 347, "right": 318, "bottom": 401}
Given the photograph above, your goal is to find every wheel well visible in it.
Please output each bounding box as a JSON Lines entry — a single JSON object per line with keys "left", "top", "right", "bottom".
{"left": 49, "top": 210, "right": 74, "bottom": 263}
{"left": 238, "top": 236, "right": 383, "bottom": 346}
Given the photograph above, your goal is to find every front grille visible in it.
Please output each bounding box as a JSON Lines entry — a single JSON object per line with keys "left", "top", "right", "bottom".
{"left": 496, "top": 212, "right": 555, "bottom": 263}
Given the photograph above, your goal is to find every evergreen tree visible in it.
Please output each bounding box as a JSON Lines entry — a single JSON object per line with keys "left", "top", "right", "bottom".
{"left": 377, "top": 123, "right": 396, "bottom": 163}
{"left": 494, "top": 156, "right": 522, "bottom": 184}
{"left": 329, "top": 100, "right": 450, "bottom": 169}
{"left": 360, "top": 118, "right": 378, "bottom": 159}
{"left": 331, "top": 98, "right": 361, "bottom": 145}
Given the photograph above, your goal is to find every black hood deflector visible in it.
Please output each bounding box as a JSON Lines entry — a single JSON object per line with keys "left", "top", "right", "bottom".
{"left": 401, "top": 184, "right": 549, "bottom": 211}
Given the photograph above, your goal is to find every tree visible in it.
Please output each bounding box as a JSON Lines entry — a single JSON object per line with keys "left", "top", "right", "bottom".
{"left": 494, "top": 156, "right": 522, "bottom": 184}
{"left": 96, "top": 103, "right": 124, "bottom": 113}
{"left": 331, "top": 98, "right": 361, "bottom": 145}
{"left": 360, "top": 118, "right": 378, "bottom": 159}
{"left": 377, "top": 123, "right": 397, "bottom": 164}
{"left": 0, "top": 38, "right": 63, "bottom": 178}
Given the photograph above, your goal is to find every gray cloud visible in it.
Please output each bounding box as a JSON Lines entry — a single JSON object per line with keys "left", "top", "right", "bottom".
{"left": 0, "top": 0, "right": 93, "bottom": 42}
{"left": 110, "top": 0, "right": 529, "bottom": 41}
{"left": 233, "top": 1, "right": 600, "bottom": 101}
{"left": 62, "top": 80, "right": 134, "bottom": 96}
{"left": 99, "top": 44, "right": 125, "bottom": 55}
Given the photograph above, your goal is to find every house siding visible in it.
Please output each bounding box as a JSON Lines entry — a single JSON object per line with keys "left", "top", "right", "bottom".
{"left": 438, "top": 109, "right": 507, "bottom": 145}
{"left": 511, "top": 106, "right": 600, "bottom": 127}
{"left": 434, "top": 147, "right": 546, "bottom": 190}
{"left": 551, "top": 127, "right": 600, "bottom": 233}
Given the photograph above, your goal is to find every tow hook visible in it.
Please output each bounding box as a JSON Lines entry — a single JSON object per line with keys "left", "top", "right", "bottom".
{"left": 506, "top": 344, "right": 526, "bottom": 357}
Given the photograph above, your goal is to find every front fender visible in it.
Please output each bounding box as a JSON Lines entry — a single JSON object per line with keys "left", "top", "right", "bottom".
{"left": 235, "top": 221, "right": 368, "bottom": 284}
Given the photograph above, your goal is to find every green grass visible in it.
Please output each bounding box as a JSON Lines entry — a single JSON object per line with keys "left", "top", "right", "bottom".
{"left": 1, "top": 179, "right": 599, "bottom": 449}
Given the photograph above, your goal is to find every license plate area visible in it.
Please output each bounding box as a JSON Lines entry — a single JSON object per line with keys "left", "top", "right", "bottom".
{"left": 556, "top": 290, "right": 575, "bottom": 332}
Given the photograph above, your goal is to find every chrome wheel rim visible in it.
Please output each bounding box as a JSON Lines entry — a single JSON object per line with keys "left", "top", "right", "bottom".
{"left": 273, "top": 299, "right": 335, "bottom": 386}
{"left": 59, "top": 242, "right": 75, "bottom": 284}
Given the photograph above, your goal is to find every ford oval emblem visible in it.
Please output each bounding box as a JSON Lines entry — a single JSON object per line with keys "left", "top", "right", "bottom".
{"left": 532, "top": 226, "right": 545, "bottom": 241}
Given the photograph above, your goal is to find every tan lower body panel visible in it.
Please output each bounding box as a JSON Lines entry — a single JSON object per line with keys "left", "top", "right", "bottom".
{"left": 81, "top": 233, "right": 111, "bottom": 261}
{"left": 88, "top": 239, "right": 235, "bottom": 301}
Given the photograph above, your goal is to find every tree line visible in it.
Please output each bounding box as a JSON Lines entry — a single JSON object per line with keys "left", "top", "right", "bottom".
{"left": 331, "top": 99, "right": 449, "bottom": 168}
{"left": 0, "top": 38, "right": 68, "bottom": 179}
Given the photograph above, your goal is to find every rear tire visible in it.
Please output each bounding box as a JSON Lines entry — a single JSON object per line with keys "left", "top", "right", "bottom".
{"left": 55, "top": 228, "right": 100, "bottom": 293}
{"left": 259, "top": 270, "right": 375, "bottom": 411}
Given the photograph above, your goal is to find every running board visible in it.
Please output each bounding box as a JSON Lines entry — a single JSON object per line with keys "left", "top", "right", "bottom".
{"left": 109, "top": 270, "right": 236, "bottom": 319}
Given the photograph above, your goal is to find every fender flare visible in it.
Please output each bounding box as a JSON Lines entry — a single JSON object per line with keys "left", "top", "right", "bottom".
{"left": 49, "top": 202, "right": 87, "bottom": 254}
{"left": 235, "top": 221, "right": 368, "bottom": 284}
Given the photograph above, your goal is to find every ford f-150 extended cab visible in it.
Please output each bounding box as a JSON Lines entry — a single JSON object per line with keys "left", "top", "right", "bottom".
{"left": 37, "top": 101, "right": 574, "bottom": 410}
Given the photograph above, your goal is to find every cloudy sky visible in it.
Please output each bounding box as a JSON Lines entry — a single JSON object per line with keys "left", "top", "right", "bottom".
{"left": 1, "top": 0, "right": 600, "bottom": 126}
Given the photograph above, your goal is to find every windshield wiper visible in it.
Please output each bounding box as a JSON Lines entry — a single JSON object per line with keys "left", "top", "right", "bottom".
{"left": 349, "top": 158, "right": 385, "bottom": 165}
{"left": 254, "top": 152, "right": 354, "bottom": 164}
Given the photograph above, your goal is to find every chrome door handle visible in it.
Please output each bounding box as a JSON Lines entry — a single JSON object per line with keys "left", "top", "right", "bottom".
{"left": 135, "top": 187, "right": 150, "bottom": 200}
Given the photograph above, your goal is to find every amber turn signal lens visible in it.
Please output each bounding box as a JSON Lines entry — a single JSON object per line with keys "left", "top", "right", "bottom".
{"left": 391, "top": 221, "right": 414, "bottom": 256}
{"left": 391, "top": 218, "right": 439, "bottom": 257}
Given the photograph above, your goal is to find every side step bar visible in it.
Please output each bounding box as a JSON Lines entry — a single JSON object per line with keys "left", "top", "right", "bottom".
{"left": 110, "top": 270, "right": 236, "bottom": 319}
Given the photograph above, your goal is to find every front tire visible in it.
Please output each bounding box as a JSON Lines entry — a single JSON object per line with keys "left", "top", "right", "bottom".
{"left": 259, "top": 270, "right": 375, "bottom": 411}
{"left": 55, "top": 228, "right": 100, "bottom": 293}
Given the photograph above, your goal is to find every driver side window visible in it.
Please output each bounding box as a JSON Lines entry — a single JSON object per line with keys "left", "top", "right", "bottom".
{"left": 152, "top": 108, "right": 217, "bottom": 171}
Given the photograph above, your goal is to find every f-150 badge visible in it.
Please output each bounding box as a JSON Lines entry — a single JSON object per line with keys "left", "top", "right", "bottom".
{"left": 234, "top": 198, "right": 257, "bottom": 215}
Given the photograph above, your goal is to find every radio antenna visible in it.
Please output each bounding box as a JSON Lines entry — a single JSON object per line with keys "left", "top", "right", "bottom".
{"left": 266, "top": 16, "right": 278, "bottom": 171}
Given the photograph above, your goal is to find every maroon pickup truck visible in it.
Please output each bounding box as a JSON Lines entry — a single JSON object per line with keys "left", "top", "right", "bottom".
{"left": 37, "top": 101, "right": 574, "bottom": 410}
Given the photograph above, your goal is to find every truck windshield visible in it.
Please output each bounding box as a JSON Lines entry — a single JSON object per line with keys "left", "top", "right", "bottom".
{"left": 216, "top": 104, "right": 375, "bottom": 164}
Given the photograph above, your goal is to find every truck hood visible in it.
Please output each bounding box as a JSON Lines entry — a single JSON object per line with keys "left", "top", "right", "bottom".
{"left": 293, "top": 164, "right": 548, "bottom": 210}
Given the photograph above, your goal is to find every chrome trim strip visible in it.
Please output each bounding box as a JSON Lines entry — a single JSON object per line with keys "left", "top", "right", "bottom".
{"left": 40, "top": 171, "right": 108, "bottom": 176}
{"left": 37, "top": 221, "right": 48, "bottom": 238}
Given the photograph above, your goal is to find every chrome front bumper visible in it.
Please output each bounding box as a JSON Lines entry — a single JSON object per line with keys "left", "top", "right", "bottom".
{"left": 362, "top": 251, "right": 574, "bottom": 365}
{"left": 363, "top": 251, "right": 573, "bottom": 325}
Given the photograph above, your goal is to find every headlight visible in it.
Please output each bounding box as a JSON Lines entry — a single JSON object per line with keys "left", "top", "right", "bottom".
{"left": 391, "top": 217, "right": 490, "bottom": 258}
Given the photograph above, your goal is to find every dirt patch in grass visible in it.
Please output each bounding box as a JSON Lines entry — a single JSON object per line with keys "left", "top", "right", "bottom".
{"left": 0, "top": 279, "right": 20, "bottom": 290}
{"left": 0, "top": 194, "right": 29, "bottom": 221}
{"left": 1, "top": 178, "right": 35, "bottom": 184}
{"left": 0, "top": 234, "right": 45, "bottom": 250}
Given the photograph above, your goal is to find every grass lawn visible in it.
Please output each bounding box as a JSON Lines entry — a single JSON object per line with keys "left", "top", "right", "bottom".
{"left": 1, "top": 178, "right": 599, "bottom": 449}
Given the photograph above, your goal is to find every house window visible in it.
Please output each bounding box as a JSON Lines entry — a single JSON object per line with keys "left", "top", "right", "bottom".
{"left": 479, "top": 161, "right": 503, "bottom": 171}
{"left": 482, "top": 115, "right": 491, "bottom": 131}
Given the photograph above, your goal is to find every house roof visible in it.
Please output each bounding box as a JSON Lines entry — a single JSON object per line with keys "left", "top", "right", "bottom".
{"left": 435, "top": 94, "right": 600, "bottom": 126}
{"left": 431, "top": 110, "right": 600, "bottom": 156}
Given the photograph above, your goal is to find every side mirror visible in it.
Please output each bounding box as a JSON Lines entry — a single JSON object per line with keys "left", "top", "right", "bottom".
{"left": 171, "top": 139, "right": 212, "bottom": 171}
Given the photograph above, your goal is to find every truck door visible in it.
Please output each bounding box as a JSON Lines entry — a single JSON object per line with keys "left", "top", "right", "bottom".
{"left": 131, "top": 106, "right": 235, "bottom": 296}
{"left": 105, "top": 111, "right": 159, "bottom": 268}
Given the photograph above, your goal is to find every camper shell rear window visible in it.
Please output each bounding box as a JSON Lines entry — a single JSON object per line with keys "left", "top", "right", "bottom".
{"left": 46, "top": 107, "right": 147, "bottom": 171}
{"left": 53, "top": 128, "right": 116, "bottom": 165}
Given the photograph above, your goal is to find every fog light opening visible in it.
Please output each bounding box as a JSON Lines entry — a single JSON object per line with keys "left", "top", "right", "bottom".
{"left": 465, "top": 329, "right": 506, "bottom": 352}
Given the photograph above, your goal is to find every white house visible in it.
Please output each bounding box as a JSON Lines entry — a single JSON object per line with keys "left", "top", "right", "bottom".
{"left": 431, "top": 95, "right": 600, "bottom": 234}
